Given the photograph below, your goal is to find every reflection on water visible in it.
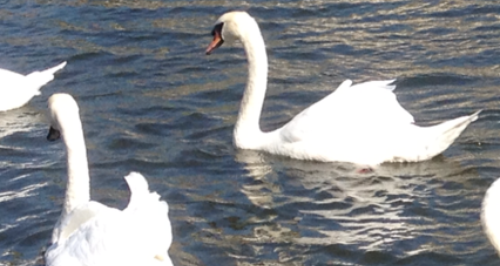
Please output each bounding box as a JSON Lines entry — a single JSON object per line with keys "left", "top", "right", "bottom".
{"left": 234, "top": 150, "right": 487, "bottom": 264}
{"left": 0, "top": 0, "right": 499, "bottom": 265}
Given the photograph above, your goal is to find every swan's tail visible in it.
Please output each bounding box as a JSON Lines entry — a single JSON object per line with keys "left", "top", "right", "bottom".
{"left": 26, "top": 61, "right": 67, "bottom": 94}
{"left": 482, "top": 178, "right": 500, "bottom": 254}
{"left": 392, "top": 110, "right": 480, "bottom": 162}
{"left": 124, "top": 172, "right": 172, "bottom": 264}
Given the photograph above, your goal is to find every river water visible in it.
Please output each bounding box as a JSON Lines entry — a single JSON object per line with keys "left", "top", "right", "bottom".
{"left": 0, "top": 0, "right": 499, "bottom": 265}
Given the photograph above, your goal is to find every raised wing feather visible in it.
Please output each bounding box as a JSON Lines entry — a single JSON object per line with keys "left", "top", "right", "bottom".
{"left": 124, "top": 172, "right": 172, "bottom": 260}
{"left": 280, "top": 79, "right": 414, "bottom": 143}
{"left": 0, "top": 62, "right": 66, "bottom": 111}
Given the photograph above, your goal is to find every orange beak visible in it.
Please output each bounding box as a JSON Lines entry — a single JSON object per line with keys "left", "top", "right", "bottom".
{"left": 206, "top": 31, "right": 224, "bottom": 55}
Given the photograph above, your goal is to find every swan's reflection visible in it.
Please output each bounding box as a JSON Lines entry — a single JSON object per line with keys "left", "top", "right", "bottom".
{"left": 233, "top": 150, "right": 478, "bottom": 263}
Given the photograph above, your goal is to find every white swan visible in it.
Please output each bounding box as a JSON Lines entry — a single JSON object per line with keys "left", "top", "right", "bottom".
{"left": 0, "top": 61, "right": 66, "bottom": 111}
{"left": 482, "top": 178, "right": 500, "bottom": 255}
{"left": 44, "top": 93, "right": 172, "bottom": 266}
{"left": 206, "top": 11, "right": 480, "bottom": 165}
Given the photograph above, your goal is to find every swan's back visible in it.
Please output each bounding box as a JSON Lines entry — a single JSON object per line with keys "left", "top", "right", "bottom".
{"left": 46, "top": 212, "right": 170, "bottom": 266}
{"left": 52, "top": 201, "right": 118, "bottom": 244}
{"left": 45, "top": 172, "right": 172, "bottom": 266}
{"left": 482, "top": 178, "right": 500, "bottom": 254}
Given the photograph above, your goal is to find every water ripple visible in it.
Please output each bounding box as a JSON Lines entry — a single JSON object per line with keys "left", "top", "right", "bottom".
{"left": 0, "top": 0, "right": 498, "bottom": 265}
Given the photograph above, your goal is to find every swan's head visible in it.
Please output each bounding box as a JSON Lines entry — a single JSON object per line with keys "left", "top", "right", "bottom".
{"left": 47, "top": 93, "right": 80, "bottom": 141}
{"left": 206, "top": 11, "right": 257, "bottom": 55}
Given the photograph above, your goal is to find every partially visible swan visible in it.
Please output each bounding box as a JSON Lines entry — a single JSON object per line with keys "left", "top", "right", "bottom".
{"left": 482, "top": 178, "right": 500, "bottom": 255}
{"left": 0, "top": 61, "right": 66, "bottom": 111}
{"left": 205, "top": 11, "right": 480, "bottom": 165}
{"left": 44, "top": 93, "right": 172, "bottom": 266}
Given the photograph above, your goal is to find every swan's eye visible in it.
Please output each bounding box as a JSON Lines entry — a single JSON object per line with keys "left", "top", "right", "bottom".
{"left": 211, "top": 23, "right": 224, "bottom": 37}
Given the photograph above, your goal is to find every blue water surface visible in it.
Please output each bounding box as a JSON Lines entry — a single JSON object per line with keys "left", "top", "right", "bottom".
{"left": 0, "top": 1, "right": 498, "bottom": 265}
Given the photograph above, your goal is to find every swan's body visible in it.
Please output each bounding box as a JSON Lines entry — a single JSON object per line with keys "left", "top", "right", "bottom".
{"left": 46, "top": 173, "right": 172, "bottom": 266}
{"left": 45, "top": 94, "right": 172, "bottom": 266}
{"left": 0, "top": 61, "right": 66, "bottom": 111}
{"left": 206, "top": 11, "right": 480, "bottom": 165}
{"left": 482, "top": 178, "right": 500, "bottom": 255}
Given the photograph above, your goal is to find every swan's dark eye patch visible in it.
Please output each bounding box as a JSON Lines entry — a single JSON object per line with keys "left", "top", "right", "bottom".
{"left": 47, "top": 126, "right": 61, "bottom": 141}
{"left": 211, "top": 23, "right": 224, "bottom": 37}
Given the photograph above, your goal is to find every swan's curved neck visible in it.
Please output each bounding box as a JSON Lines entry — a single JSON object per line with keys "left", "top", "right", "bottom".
{"left": 233, "top": 21, "right": 270, "bottom": 149}
{"left": 60, "top": 117, "right": 90, "bottom": 217}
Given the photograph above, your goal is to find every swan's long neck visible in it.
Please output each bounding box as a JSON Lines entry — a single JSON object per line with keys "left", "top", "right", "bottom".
{"left": 61, "top": 117, "right": 90, "bottom": 217}
{"left": 233, "top": 21, "right": 270, "bottom": 149}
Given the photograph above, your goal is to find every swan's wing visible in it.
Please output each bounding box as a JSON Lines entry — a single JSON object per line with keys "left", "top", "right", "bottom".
{"left": 279, "top": 79, "right": 414, "bottom": 143}
{"left": 125, "top": 171, "right": 151, "bottom": 209}
{"left": 124, "top": 172, "right": 172, "bottom": 262}
{"left": 0, "top": 63, "right": 65, "bottom": 111}
{"left": 25, "top": 61, "right": 66, "bottom": 92}
{"left": 0, "top": 68, "right": 25, "bottom": 81}
{"left": 0, "top": 68, "right": 32, "bottom": 107}
{"left": 52, "top": 201, "right": 119, "bottom": 244}
{"left": 0, "top": 61, "right": 66, "bottom": 94}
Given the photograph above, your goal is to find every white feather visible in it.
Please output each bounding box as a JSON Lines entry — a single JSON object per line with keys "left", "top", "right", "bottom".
{"left": 0, "top": 62, "right": 66, "bottom": 111}
{"left": 482, "top": 178, "right": 500, "bottom": 255}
